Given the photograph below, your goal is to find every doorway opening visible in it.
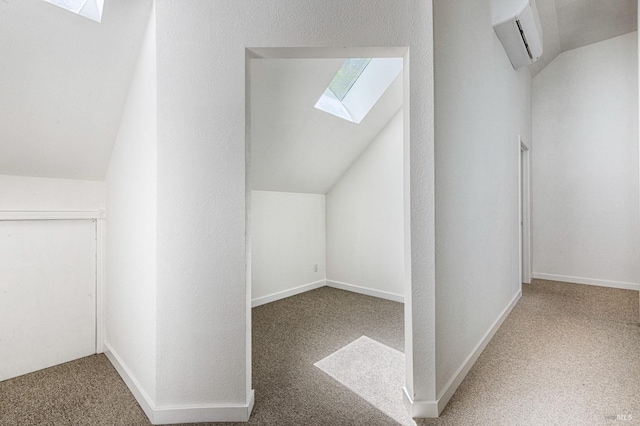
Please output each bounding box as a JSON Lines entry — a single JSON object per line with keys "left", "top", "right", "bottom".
{"left": 246, "top": 47, "right": 411, "bottom": 422}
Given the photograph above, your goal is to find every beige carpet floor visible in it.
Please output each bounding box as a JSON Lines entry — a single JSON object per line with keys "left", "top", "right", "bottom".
{"left": 419, "top": 280, "right": 640, "bottom": 426}
{"left": 314, "top": 335, "right": 414, "bottom": 426}
{"left": 0, "top": 281, "right": 638, "bottom": 425}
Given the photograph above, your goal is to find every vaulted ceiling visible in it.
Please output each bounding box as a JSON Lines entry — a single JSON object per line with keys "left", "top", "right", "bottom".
{"left": 0, "top": 0, "right": 152, "bottom": 180}
{"left": 0, "top": 1, "right": 635, "bottom": 184}
{"left": 250, "top": 58, "right": 403, "bottom": 194}
{"left": 530, "top": 0, "right": 637, "bottom": 76}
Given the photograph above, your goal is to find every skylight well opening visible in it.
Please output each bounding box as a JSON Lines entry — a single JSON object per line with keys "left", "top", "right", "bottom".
{"left": 315, "top": 57, "right": 403, "bottom": 124}
{"left": 43, "top": 0, "right": 104, "bottom": 23}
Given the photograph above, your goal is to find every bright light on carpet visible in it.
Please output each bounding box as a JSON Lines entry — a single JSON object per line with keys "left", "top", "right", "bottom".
{"left": 314, "top": 336, "right": 416, "bottom": 426}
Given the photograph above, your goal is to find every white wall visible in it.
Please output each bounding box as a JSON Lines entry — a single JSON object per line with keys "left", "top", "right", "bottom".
{"left": 0, "top": 174, "right": 104, "bottom": 211}
{"left": 532, "top": 32, "right": 639, "bottom": 290}
{"left": 0, "top": 175, "right": 103, "bottom": 382}
{"left": 326, "top": 110, "right": 404, "bottom": 301}
{"left": 433, "top": 0, "right": 531, "bottom": 405}
{"left": 104, "top": 3, "right": 157, "bottom": 406}
{"left": 154, "top": 0, "right": 434, "bottom": 417}
{"left": 251, "top": 191, "right": 326, "bottom": 305}
{"left": 0, "top": 220, "right": 96, "bottom": 382}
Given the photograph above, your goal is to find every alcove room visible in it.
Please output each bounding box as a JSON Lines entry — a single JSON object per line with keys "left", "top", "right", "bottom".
{"left": 249, "top": 56, "right": 405, "bottom": 307}
{"left": 248, "top": 55, "right": 410, "bottom": 423}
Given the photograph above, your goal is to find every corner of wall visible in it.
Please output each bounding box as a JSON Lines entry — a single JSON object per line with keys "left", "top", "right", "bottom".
{"left": 325, "top": 109, "right": 405, "bottom": 299}
{"left": 104, "top": 0, "right": 158, "bottom": 417}
{"left": 105, "top": 345, "right": 255, "bottom": 424}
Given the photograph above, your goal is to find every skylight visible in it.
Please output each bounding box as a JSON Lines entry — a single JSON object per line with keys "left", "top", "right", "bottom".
{"left": 315, "top": 57, "right": 403, "bottom": 124}
{"left": 43, "top": 0, "right": 104, "bottom": 23}
{"left": 326, "top": 58, "right": 372, "bottom": 101}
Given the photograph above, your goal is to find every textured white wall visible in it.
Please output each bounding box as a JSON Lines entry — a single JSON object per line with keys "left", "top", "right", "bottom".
{"left": 327, "top": 110, "right": 404, "bottom": 300}
{"left": 532, "top": 32, "right": 639, "bottom": 290}
{"left": 0, "top": 174, "right": 103, "bottom": 385}
{"left": 251, "top": 191, "right": 326, "bottom": 303}
{"left": 155, "top": 0, "right": 434, "bottom": 409}
{"left": 0, "top": 220, "right": 96, "bottom": 382}
{"left": 105, "top": 4, "right": 157, "bottom": 402}
{"left": 0, "top": 174, "right": 104, "bottom": 211}
{"left": 433, "top": 0, "right": 532, "bottom": 397}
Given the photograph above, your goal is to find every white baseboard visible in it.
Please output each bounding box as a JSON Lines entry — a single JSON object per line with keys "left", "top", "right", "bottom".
{"left": 532, "top": 273, "right": 640, "bottom": 291}
{"left": 153, "top": 391, "right": 255, "bottom": 424}
{"left": 252, "top": 279, "right": 404, "bottom": 307}
{"left": 104, "top": 343, "right": 254, "bottom": 424}
{"left": 326, "top": 280, "right": 404, "bottom": 303}
{"left": 402, "top": 386, "right": 439, "bottom": 418}
{"left": 104, "top": 343, "right": 155, "bottom": 422}
{"left": 402, "top": 290, "right": 521, "bottom": 418}
{"left": 252, "top": 279, "right": 326, "bottom": 307}
{"left": 434, "top": 290, "right": 521, "bottom": 415}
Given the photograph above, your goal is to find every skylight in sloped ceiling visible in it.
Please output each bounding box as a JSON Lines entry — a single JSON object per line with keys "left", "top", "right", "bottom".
{"left": 315, "top": 57, "right": 403, "bottom": 124}
{"left": 43, "top": 0, "right": 104, "bottom": 23}
{"left": 327, "top": 58, "right": 372, "bottom": 101}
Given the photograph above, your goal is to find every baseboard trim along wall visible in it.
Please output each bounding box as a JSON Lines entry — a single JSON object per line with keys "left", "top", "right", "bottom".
{"left": 252, "top": 280, "right": 327, "bottom": 307}
{"left": 104, "top": 343, "right": 155, "bottom": 421}
{"left": 326, "top": 280, "right": 404, "bottom": 303}
{"left": 104, "top": 343, "right": 255, "bottom": 424}
{"left": 152, "top": 393, "right": 255, "bottom": 425}
{"left": 402, "top": 290, "right": 522, "bottom": 418}
{"left": 402, "top": 386, "right": 439, "bottom": 418}
{"left": 252, "top": 279, "right": 404, "bottom": 308}
{"left": 434, "top": 290, "right": 522, "bottom": 414}
{"left": 532, "top": 273, "right": 640, "bottom": 291}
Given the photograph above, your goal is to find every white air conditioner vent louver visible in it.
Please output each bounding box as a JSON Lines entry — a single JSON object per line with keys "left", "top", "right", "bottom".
{"left": 492, "top": 0, "right": 543, "bottom": 69}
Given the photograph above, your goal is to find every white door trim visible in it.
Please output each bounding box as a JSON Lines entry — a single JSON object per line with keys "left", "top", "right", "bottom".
{"left": 246, "top": 46, "right": 423, "bottom": 415}
{"left": 519, "top": 137, "right": 531, "bottom": 284}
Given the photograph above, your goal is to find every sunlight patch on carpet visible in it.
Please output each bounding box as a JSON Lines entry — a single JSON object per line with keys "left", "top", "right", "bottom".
{"left": 314, "top": 335, "right": 416, "bottom": 426}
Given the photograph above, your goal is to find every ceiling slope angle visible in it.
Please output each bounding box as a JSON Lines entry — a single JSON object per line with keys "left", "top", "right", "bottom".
{"left": 0, "top": 0, "right": 152, "bottom": 180}
{"left": 251, "top": 58, "right": 403, "bottom": 194}
{"left": 527, "top": 0, "right": 637, "bottom": 76}
{"left": 43, "top": 0, "right": 104, "bottom": 23}
{"left": 554, "top": 0, "right": 637, "bottom": 52}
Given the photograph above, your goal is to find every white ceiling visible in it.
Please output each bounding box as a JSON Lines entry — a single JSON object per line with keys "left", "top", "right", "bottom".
{"left": 0, "top": 0, "right": 152, "bottom": 180}
{"left": 251, "top": 59, "right": 403, "bottom": 194}
{"left": 529, "top": 0, "right": 637, "bottom": 76}
{"left": 1, "top": 1, "right": 633, "bottom": 183}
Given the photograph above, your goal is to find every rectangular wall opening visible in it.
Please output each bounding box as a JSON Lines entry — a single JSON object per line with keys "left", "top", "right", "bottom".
{"left": 246, "top": 47, "right": 412, "bottom": 422}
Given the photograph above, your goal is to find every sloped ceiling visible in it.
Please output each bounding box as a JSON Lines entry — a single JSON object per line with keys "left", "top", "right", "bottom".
{"left": 529, "top": 0, "right": 637, "bottom": 76}
{"left": 2, "top": 1, "right": 632, "bottom": 184}
{"left": 251, "top": 58, "right": 402, "bottom": 194}
{"left": 0, "top": 0, "right": 152, "bottom": 180}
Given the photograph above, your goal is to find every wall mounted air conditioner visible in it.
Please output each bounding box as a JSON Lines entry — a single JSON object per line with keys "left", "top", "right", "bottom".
{"left": 492, "top": 0, "right": 544, "bottom": 69}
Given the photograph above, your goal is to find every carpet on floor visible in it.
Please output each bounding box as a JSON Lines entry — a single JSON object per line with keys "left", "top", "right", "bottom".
{"left": 314, "top": 335, "right": 415, "bottom": 426}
